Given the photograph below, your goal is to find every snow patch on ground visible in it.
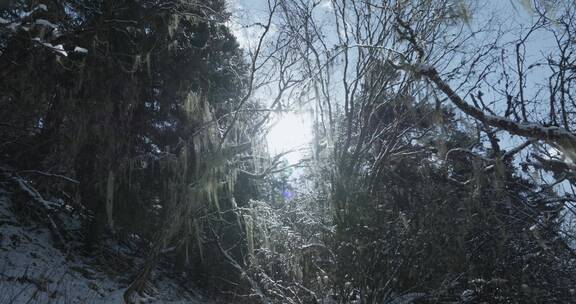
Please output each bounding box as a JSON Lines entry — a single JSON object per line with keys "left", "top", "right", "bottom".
{"left": 0, "top": 189, "right": 208, "bottom": 304}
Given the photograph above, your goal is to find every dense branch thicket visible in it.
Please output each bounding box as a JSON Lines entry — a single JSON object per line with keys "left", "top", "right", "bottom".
{"left": 237, "top": 0, "right": 576, "bottom": 303}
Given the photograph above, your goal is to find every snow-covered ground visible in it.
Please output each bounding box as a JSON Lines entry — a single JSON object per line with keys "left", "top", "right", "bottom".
{"left": 0, "top": 189, "right": 208, "bottom": 304}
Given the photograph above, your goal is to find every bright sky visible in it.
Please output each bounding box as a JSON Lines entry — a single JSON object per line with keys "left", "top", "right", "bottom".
{"left": 227, "top": 0, "right": 317, "bottom": 164}
{"left": 228, "top": 0, "right": 557, "bottom": 163}
{"left": 266, "top": 111, "right": 313, "bottom": 164}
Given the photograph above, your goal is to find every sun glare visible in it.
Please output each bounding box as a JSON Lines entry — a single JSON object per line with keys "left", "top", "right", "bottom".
{"left": 267, "top": 111, "right": 313, "bottom": 164}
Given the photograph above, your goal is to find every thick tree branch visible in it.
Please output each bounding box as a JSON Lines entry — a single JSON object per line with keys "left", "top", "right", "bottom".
{"left": 416, "top": 65, "right": 576, "bottom": 149}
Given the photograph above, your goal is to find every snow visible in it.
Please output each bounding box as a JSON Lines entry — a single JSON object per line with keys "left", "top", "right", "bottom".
{"left": 35, "top": 19, "right": 57, "bottom": 29}
{"left": 21, "top": 5, "right": 49, "bottom": 18}
{"left": 0, "top": 189, "right": 210, "bottom": 304}
{"left": 484, "top": 115, "right": 576, "bottom": 142}
{"left": 0, "top": 17, "right": 9, "bottom": 24}
{"left": 32, "top": 38, "right": 75, "bottom": 57}
{"left": 74, "top": 46, "right": 88, "bottom": 54}
{"left": 461, "top": 289, "right": 475, "bottom": 302}
{"left": 6, "top": 22, "right": 21, "bottom": 32}
{"left": 13, "top": 177, "right": 60, "bottom": 211}
{"left": 0, "top": 191, "right": 116, "bottom": 303}
{"left": 33, "top": 40, "right": 68, "bottom": 56}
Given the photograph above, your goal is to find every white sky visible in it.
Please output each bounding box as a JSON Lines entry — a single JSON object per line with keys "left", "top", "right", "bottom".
{"left": 266, "top": 111, "right": 314, "bottom": 164}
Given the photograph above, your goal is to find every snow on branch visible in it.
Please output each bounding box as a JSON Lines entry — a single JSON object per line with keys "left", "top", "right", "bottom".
{"left": 31, "top": 37, "right": 67, "bottom": 56}
{"left": 1, "top": 5, "right": 85, "bottom": 56}
{"left": 73, "top": 46, "right": 88, "bottom": 54}
{"left": 20, "top": 4, "right": 48, "bottom": 18}
{"left": 414, "top": 66, "right": 576, "bottom": 149}
{"left": 35, "top": 19, "right": 57, "bottom": 29}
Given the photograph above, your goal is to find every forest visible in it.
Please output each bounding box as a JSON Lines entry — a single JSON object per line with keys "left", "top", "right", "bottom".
{"left": 1, "top": 0, "right": 576, "bottom": 303}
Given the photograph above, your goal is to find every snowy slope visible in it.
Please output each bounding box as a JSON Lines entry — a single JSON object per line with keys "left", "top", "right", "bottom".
{"left": 0, "top": 189, "right": 208, "bottom": 304}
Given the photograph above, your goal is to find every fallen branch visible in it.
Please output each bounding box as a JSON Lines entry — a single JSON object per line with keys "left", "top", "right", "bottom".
{"left": 0, "top": 167, "right": 69, "bottom": 248}
{"left": 17, "top": 170, "right": 79, "bottom": 184}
